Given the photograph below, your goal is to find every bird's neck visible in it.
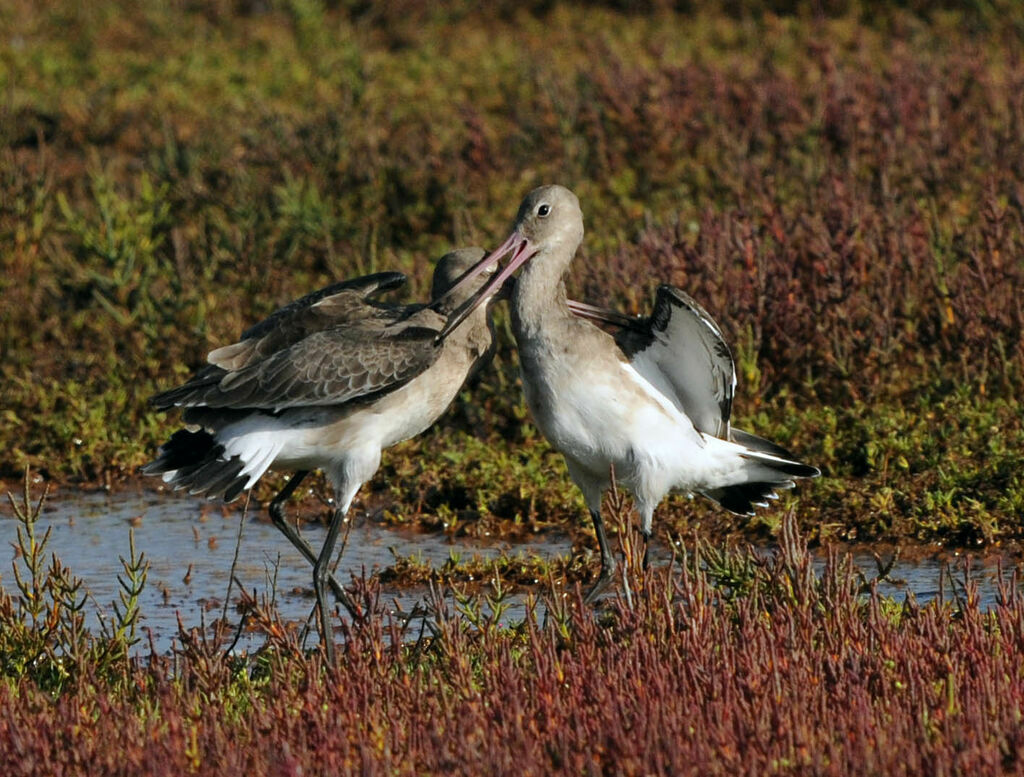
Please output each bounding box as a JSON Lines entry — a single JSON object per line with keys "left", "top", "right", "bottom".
{"left": 511, "top": 252, "right": 571, "bottom": 341}
{"left": 442, "top": 304, "right": 492, "bottom": 352}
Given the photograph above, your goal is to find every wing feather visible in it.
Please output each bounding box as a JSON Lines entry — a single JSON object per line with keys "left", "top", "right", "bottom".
{"left": 152, "top": 323, "right": 440, "bottom": 412}
{"left": 150, "top": 270, "right": 445, "bottom": 412}
{"left": 208, "top": 271, "right": 409, "bottom": 370}
{"left": 616, "top": 285, "right": 735, "bottom": 438}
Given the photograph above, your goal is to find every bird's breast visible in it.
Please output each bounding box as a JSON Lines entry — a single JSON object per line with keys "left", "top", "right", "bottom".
{"left": 522, "top": 342, "right": 684, "bottom": 455}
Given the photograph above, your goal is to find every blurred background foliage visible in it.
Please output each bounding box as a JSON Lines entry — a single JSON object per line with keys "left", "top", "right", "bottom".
{"left": 1, "top": 0, "right": 1022, "bottom": 545}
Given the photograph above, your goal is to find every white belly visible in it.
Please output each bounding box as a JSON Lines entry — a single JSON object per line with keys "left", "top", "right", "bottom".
{"left": 521, "top": 349, "right": 708, "bottom": 499}
{"left": 216, "top": 351, "right": 473, "bottom": 489}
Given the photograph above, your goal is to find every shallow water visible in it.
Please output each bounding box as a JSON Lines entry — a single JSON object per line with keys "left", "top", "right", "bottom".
{"left": 1, "top": 488, "right": 567, "bottom": 654}
{"left": 1, "top": 489, "right": 1018, "bottom": 654}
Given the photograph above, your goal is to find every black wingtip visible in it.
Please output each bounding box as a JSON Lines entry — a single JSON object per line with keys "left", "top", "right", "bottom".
{"left": 738, "top": 451, "right": 820, "bottom": 480}
{"left": 142, "top": 428, "right": 219, "bottom": 475}
{"left": 143, "top": 428, "right": 252, "bottom": 501}
{"left": 770, "top": 460, "right": 820, "bottom": 479}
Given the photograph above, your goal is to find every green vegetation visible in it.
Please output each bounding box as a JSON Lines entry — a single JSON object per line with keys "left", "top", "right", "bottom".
{"left": 2, "top": 0, "right": 1023, "bottom": 555}
{"left": 6, "top": 6, "right": 1024, "bottom": 771}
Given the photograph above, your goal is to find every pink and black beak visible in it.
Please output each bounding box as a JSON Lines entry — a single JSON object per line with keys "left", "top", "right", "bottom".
{"left": 432, "top": 231, "right": 538, "bottom": 343}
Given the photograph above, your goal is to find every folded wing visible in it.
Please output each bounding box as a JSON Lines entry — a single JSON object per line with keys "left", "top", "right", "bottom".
{"left": 151, "top": 271, "right": 443, "bottom": 413}
{"left": 208, "top": 271, "right": 409, "bottom": 370}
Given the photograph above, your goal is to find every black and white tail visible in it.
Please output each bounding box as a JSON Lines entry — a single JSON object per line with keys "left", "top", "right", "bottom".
{"left": 142, "top": 429, "right": 250, "bottom": 502}
{"left": 700, "top": 436, "right": 820, "bottom": 516}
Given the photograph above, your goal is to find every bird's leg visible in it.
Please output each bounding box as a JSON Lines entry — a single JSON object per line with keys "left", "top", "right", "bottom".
{"left": 636, "top": 505, "right": 655, "bottom": 572}
{"left": 640, "top": 528, "right": 652, "bottom": 571}
{"left": 313, "top": 505, "right": 348, "bottom": 665}
{"left": 267, "top": 471, "right": 360, "bottom": 619}
{"left": 583, "top": 507, "right": 617, "bottom": 604}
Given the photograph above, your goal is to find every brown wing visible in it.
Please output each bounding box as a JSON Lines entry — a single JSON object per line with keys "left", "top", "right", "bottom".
{"left": 152, "top": 321, "right": 441, "bottom": 412}
{"left": 207, "top": 272, "right": 410, "bottom": 370}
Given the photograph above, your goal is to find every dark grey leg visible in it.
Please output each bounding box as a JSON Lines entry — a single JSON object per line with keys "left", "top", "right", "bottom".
{"left": 583, "top": 507, "right": 617, "bottom": 604}
{"left": 268, "top": 471, "right": 360, "bottom": 620}
{"left": 640, "top": 528, "right": 652, "bottom": 570}
{"left": 313, "top": 506, "right": 346, "bottom": 664}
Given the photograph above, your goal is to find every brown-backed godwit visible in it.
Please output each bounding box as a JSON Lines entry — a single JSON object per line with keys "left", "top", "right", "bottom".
{"left": 145, "top": 248, "right": 499, "bottom": 660}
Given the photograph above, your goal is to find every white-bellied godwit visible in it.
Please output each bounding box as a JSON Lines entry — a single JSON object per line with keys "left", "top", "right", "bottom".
{"left": 439, "top": 186, "right": 818, "bottom": 600}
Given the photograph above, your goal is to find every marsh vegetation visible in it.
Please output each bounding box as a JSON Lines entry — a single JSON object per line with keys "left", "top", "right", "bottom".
{"left": 2, "top": 0, "right": 1024, "bottom": 773}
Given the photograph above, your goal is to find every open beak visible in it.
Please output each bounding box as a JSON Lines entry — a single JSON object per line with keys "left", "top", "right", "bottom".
{"left": 433, "top": 231, "right": 537, "bottom": 342}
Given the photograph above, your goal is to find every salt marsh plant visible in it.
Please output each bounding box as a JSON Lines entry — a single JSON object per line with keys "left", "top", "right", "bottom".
{"left": 2, "top": 471, "right": 149, "bottom": 691}
{"left": 3, "top": 0, "right": 1023, "bottom": 548}
{"left": 2, "top": 477, "right": 1024, "bottom": 774}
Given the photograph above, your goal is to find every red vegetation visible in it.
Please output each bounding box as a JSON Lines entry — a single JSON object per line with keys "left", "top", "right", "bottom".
{"left": 3, "top": 520, "right": 1024, "bottom": 775}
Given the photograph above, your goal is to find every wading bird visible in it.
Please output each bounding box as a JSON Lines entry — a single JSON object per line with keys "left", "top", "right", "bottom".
{"left": 145, "top": 248, "right": 498, "bottom": 661}
{"left": 439, "top": 186, "right": 818, "bottom": 600}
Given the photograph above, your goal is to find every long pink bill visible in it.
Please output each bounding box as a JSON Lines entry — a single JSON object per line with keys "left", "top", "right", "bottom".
{"left": 434, "top": 231, "right": 536, "bottom": 343}
{"left": 426, "top": 249, "right": 502, "bottom": 313}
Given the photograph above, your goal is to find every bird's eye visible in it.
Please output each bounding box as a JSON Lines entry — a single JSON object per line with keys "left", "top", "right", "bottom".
{"left": 537, "top": 203, "right": 551, "bottom": 218}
